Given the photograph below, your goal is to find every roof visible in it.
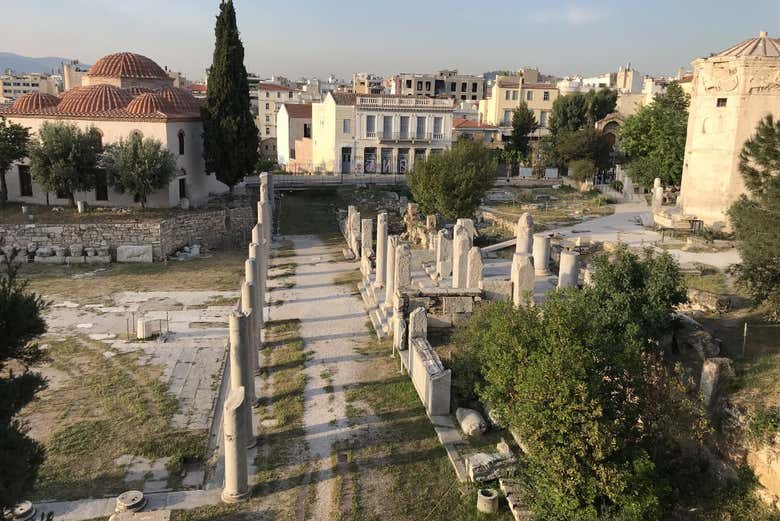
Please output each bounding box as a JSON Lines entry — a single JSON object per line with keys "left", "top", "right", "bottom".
{"left": 258, "top": 82, "right": 296, "bottom": 92}
{"left": 284, "top": 103, "right": 312, "bottom": 119}
{"left": 453, "top": 118, "right": 497, "bottom": 130}
{"left": 331, "top": 92, "right": 358, "bottom": 105}
{"left": 189, "top": 84, "right": 207, "bottom": 93}
{"left": 86, "top": 52, "right": 169, "bottom": 80}
{"left": 717, "top": 31, "right": 780, "bottom": 58}
{"left": 523, "top": 83, "right": 556, "bottom": 90}
{"left": 11, "top": 92, "right": 60, "bottom": 112}
{"left": 677, "top": 74, "right": 693, "bottom": 83}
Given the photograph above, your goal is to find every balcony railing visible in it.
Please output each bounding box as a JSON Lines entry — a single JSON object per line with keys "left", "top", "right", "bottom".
{"left": 363, "top": 131, "right": 448, "bottom": 143}
{"left": 356, "top": 96, "right": 454, "bottom": 110}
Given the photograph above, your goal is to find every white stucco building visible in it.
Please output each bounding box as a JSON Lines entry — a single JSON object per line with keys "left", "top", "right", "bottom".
{"left": 0, "top": 52, "right": 227, "bottom": 208}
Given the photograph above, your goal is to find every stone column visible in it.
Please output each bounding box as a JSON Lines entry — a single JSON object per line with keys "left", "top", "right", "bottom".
{"left": 229, "top": 312, "right": 255, "bottom": 448}
{"left": 435, "top": 229, "right": 452, "bottom": 279}
{"left": 361, "top": 218, "right": 373, "bottom": 260}
{"left": 456, "top": 218, "right": 476, "bottom": 244}
{"left": 374, "top": 214, "right": 388, "bottom": 287}
{"left": 241, "top": 279, "right": 260, "bottom": 382}
{"left": 385, "top": 235, "right": 398, "bottom": 305}
{"left": 532, "top": 233, "right": 551, "bottom": 276}
{"left": 558, "top": 251, "right": 579, "bottom": 289}
{"left": 652, "top": 177, "right": 663, "bottom": 209}
{"left": 221, "top": 386, "right": 249, "bottom": 503}
{"left": 258, "top": 199, "right": 271, "bottom": 261}
{"left": 452, "top": 224, "right": 470, "bottom": 289}
{"left": 349, "top": 209, "right": 361, "bottom": 256}
{"left": 251, "top": 224, "right": 261, "bottom": 246}
{"left": 466, "top": 246, "right": 483, "bottom": 289}
{"left": 249, "top": 242, "right": 265, "bottom": 326}
{"left": 346, "top": 206, "right": 357, "bottom": 247}
{"left": 511, "top": 253, "right": 535, "bottom": 307}
{"left": 407, "top": 307, "right": 428, "bottom": 381}
{"left": 515, "top": 212, "right": 534, "bottom": 254}
{"left": 395, "top": 243, "right": 412, "bottom": 290}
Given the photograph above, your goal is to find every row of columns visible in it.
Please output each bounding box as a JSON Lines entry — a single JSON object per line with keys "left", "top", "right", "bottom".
{"left": 222, "top": 173, "right": 273, "bottom": 503}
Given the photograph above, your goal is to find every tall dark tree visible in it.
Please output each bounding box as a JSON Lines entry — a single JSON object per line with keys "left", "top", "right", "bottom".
{"left": 0, "top": 118, "right": 30, "bottom": 204}
{"left": 728, "top": 115, "right": 780, "bottom": 321}
{"left": 202, "top": 0, "right": 259, "bottom": 192}
{"left": 0, "top": 252, "right": 48, "bottom": 515}
{"left": 585, "top": 87, "right": 618, "bottom": 125}
{"left": 507, "top": 102, "right": 538, "bottom": 159}
{"left": 549, "top": 89, "right": 617, "bottom": 136}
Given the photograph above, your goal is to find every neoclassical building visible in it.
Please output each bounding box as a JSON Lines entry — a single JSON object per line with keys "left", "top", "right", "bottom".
{"left": 679, "top": 31, "right": 780, "bottom": 227}
{"left": 0, "top": 52, "right": 227, "bottom": 208}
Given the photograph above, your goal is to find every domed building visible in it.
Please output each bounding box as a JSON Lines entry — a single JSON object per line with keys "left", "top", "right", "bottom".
{"left": 0, "top": 52, "right": 227, "bottom": 208}
{"left": 677, "top": 31, "right": 780, "bottom": 228}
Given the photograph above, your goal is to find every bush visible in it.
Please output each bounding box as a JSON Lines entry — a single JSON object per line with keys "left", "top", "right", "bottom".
{"left": 568, "top": 158, "right": 596, "bottom": 183}
{"left": 611, "top": 179, "right": 624, "bottom": 192}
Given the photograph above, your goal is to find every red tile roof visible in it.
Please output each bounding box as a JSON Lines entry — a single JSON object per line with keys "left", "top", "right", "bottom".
{"left": 86, "top": 52, "right": 169, "bottom": 80}
{"left": 11, "top": 92, "right": 60, "bottom": 112}
{"left": 284, "top": 103, "right": 312, "bottom": 119}
{"left": 126, "top": 93, "right": 173, "bottom": 115}
{"left": 453, "top": 117, "right": 497, "bottom": 130}
{"left": 57, "top": 84, "right": 134, "bottom": 114}
{"left": 258, "top": 82, "right": 296, "bottom": 92}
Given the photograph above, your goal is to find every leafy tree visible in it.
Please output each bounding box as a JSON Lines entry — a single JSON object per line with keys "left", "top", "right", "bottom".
{"left": 28, "top": 122, "right": 102, "bottom": 207}
{"left": 202, "top": 0, "right": 259, "bottom": 192}
{"left": 406, "top": 138, "right": 496, "bottom": 219}
{"left": 0, "top": 251, "right": 47, "bottom": 515}
{"left": 454, "top": 246, "right": 697, "bottom": 520}
{"left": 103, "top": 133, "right": 177, "bottom": 208}
{"left": 549, "top": 89, "right": 617, "bottom": 136}
{"left": 507, "top": 102, "right": 538, "bottom": 158}
{"left": 619, "top": 82, "right": 689, "bottom": 188}
{"left": 546, "top": 128, "right": 612, "bottom": 174}
{"left": 0, "top": 118, "right": 30, "bottom": 204}
{"left": 728, "top": 115, "right": 780, "bottom": 321}
{"left": 585, "top": 87, "right": 618, "bottom": 125}
{"left": 568, "top": 158, "right": 596, "bottom": 183}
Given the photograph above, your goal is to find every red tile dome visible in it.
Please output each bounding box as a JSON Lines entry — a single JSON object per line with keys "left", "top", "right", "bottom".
{"left": 126, "top": 93, "right": 173, "bottom": 115}
{"left": 57, "top": 84, "right": 134, "bottom": 114}
{"left": 129, "top": 87, "right": 154, "bottom": 96}
{"left": 157, "top": 86, "right": 201, "bottom": 113}
{"left": 11, "top": 92, "right": 60, "bottom": 112}
{"left": 86, "top": 52, "right": 169, "bottom": 80}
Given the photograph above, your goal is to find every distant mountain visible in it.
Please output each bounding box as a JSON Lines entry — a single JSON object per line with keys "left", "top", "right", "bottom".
{"left": 0, "top": 52, "right": 89, "bottom": 75}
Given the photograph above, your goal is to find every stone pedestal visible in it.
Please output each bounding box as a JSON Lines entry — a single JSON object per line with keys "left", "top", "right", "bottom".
{"left": 511, "top": 253, "right": 535, "bottom": 307}
{"left": 435, "top": 229, "right": 452, "bottom": 280}
{"left": 374, "top": 213, "right": 387, "bottom": 288}
{"left": 229, "top": 312, "right": 255, "bottom": 449}
{"left": 558, "top": 251, "right": 579, "bottom": 288}
{"left": 221, "top": 386, "right": 250, "bottom": 503}
{"left": 452, "top": 225, "right": 471, "bottom": 289}
{"left": 385, "top": 236, "right": 398, "bottom": 304}
{"left": 515, "top": 212, "right": 534, "bottom": 254}
{"left": 532, "top": 233, "right": 551, "bottom": 276}
{"left": 466, "top": 247, "right": 483, "bottom": 289}
{"left": 395, "top": 243, "right": 412, "bottom": 290}
{"left": 249, "top": 242, "right": 265, "bottom": 325}
{"left": 241, "top": 280, "right": 260, "bottom": 383}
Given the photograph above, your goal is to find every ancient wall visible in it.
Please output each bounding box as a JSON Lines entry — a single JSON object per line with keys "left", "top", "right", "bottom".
{"left": 0, "top": 206, "right": 254, "bottom": 261}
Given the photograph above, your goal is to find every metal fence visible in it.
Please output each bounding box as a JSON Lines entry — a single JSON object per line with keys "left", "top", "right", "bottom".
{"left": 273, "top": 173, "right": 407, "bottom": 189}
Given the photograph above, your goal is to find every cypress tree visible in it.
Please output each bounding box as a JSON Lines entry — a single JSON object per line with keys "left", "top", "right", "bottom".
{"left": 202, "top": 0, "right": 259, "bottom": 192}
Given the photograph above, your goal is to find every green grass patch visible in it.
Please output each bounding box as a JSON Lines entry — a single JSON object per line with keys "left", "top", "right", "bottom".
{"left": 748, "top": 406, "right": 780, "bottom": 446}
{"left": 684, "top": 272, "right": 729, "bottom": 294}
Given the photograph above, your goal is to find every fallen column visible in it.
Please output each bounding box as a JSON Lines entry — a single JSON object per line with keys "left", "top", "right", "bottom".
{"left": 532, "top": 233, "right": 552, "bottom": 276}
{"left": 558, "top": 251, "right": 579, "bottom": 288}
{"left": 515, "top": 212, "right": 534, "bottom": 254}
{"left": 229, "top": 312, "right": 255, "bottom": 449}
{"left": 511, "top": 253, "right": 535, "bottom": 307}
{"left": 221, "top": 385, "right": 250, "bottom": 503}
{"left": 452, "top": 224, "right": 470, "bottom": 289}
{"left": 374, "top": 212, "right": 387, "bottom": 288}
{"left": 466, "top": 246, "right": 484, "bottom": 289}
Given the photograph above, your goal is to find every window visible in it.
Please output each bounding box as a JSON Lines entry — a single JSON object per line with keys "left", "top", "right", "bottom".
{"left": 503, "top": 110, "right": 512, "bottom": 125}
{"left": 406, "top": 79, "right": 412, "bottom": 89}
{"left": 18, "top": 165, "right": 32, "bottom": 197}
{"left": 526, "top": 91, "right": 533, "bottom": 101}
{"left": 471, "top": 95, "right": 477, "bottom": 100}
{"left": 95, "top": 172, "right": 108, "bottom": 201}
{"left": 543, "top": 91, "right": 550, "bottom": 101}
{"left": 276, "top": 92, "right": 280, "bottom": 98}
{"left": 178, "top": 130, "right": 185, "bottom": 155}
{"left": 433, "top": 117, "right": 442, "bottom": 137}
{"left": 399, "top": 116, "right": 409, "bottom": 138}
{"left": 416, "top": 81, "right": 423, "bottom": 91}
{"left": 366, "top": 115, "right": 376, "bottom": 136}
{"left": 461, "top": 95, "right": 466, "bottom": 100}
{"left": 265, "top": 115, "right": 270, "bottom": 122}
{"left": 512, "top": 90, "right": 518, "bottom": 100}
{"left": 425, "top": 81, "right": 431, "bottom": 91}
{"left": 716, "top": 98, "right": 727, "bottom": 107}
{"left": 461, "top": 82, "right": 467, "bottom": 92}
{"left": 343, "top": 119, "right": 351, "bottom": 134}
{"left": 266, "top": 127, "right": 270, "bottom": 135}
{"left": 540, "top": 111, "right": 548, "bottom": 128}
{"left": 178, "top": 178, "right": 187, "bottom": 200}
{"left": 288, "top": 92, "right": 293, "bottom": 99}
{"left": 416, "top": 116, "right": 426, "bottom": 139}
{"left": 290, "top": 147, "right": 296, "bottom": 159}
{"left": 265, "top": 92, "right": 269, "bottom": 98}
{"left": 304, "top": 123, "right": 311, "bottom": 138}
{"left": 505, "top": 90, "right": 510, "bottom": 101}
{"left": 383, "top": 115, "right": 393, "bottom": 137}
{"left": 472, "top": 83, "right": 478, "bottom": 93}
{"left": 450, "top": 83, "right": 456, "bottom": 92}
{"left": 265, "top": 102, "right": 269, "bottom": 109}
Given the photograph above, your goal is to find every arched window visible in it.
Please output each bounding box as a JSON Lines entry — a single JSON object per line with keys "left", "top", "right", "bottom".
{"left": 131, "top": 130, "right": 143, "bottom": 140}
{"left": 178, "top": 130, "right": 185, "bottom": 155}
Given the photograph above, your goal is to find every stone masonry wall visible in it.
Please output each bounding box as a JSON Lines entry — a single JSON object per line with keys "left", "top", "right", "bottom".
{"left": 0, "top": 206, "right": 254, "bottom": 261}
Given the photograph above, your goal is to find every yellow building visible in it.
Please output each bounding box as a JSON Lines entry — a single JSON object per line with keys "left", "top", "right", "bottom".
{"left": 479, "top": 71, "right": 558, "bottom": 135}
{"left": 311, "top": 92, "right": 453, "bottom": 174}
{"left": 679, "top": 31, "right": 780, "bottom": 228}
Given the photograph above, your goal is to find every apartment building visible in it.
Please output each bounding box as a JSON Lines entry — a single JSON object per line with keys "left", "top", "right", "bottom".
{"left": 276, "top": 103, "right": 312, "bottom": 168}
{"left": 257, "top": 82, "right": 304, "bottom": 156}
{"left": 311, "top": 92, "right": 453, "bottom": 174}
{"left": 478, "top": 72, "right": 558, "bottom": 134}
{"left": 391, "top": 70, "right": 485, "bottom": 101}
{"left": 0, "top": 72, "right": 59, "bottom": 103}
{"left": 352, "top": 73, "right": 385, "bottom": 95}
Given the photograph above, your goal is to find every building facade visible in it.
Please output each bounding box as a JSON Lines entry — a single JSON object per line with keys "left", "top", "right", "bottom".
{"left": 679, "top": 31, "right": 780, "bottom": 227}
{"left": 478, "top": 73, "right": 558, "bottom": 135}
{"left": 276, "top": 103, "right": 312, "bottom": 168}
{"left": 311, "top": 93, "right": 453, "bottom": 174}
{"left": 391, "top": 70, "right": 485, "bottom": 101}
{"left": 0, "top": 52, "right": 226, "bottom": 208}
{"left": 352, "top": 73, "right": 385, "bottom": 95}
{"left": 0, "top": 72, "right": 59, "bottom": 103}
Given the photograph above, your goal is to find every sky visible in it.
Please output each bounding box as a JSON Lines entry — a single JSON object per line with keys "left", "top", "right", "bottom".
{"left": 2, "top": 0, "right": 779, "bottom": 82}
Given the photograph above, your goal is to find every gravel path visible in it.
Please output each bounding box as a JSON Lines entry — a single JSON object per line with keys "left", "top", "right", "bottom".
{"left": 269, "top": 235, "right": 373, "bottom": 520}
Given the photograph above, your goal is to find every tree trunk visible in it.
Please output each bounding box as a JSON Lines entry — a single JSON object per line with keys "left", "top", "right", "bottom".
{"left": 68, "top": 192, "right": 76, "bottom": 208}
{"left": 0, "top": 172, "right": 7, "bottom": 205}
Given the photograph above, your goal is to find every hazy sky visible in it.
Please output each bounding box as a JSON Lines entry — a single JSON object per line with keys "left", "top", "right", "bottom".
{"left": 2, "top": 1, "right": 779, "bottom": 81}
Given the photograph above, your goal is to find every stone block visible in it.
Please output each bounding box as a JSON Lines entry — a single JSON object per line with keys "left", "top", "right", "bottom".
{"left": 482, "top": 279, "right": 512, "bottom": 302}
{"left": 34, "top": 255, "right": 65, "bottom": 264}
{"left": 85, "top": 255, "right": 111, "bottom": 264}
{"left": 442, "top": 296, "right": 473, "bottom": 314}
{"left": 117, "top": 245, "right": 153, "bottom": 263}
{"left": 467, "top": 452, "right": 516, "bottom": 483}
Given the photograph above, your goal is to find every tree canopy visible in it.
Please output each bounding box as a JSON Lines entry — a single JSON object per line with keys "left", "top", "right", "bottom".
{"left": 542, "top": 128, "right": 612, "bottom": 174}
{"left": 103, "top": 133, "right": 177, "bottom": 208}
{"left": 619, "top": 82, "right": 689, "bottom": 188}
{"left": 549, "top": 88, "right": 617, "bottom": 135}
{"left": 406, "top": 138, "right": 496, "bottom": 219}
{"left": 28, "top": 122, "right": 102, "bottom": 206}
{"left": 202, "top": 0, "right": 258, "bottom": 191}
{"left": 507, "top": 102, "right": 538, "bottom": 159}
{"left": 728, "top": 115, "right": 780, "bottom": 321}
{"left": 453, "top": 246, "right": 704, "bottom": 520}
{"left": 0, "top": 253, "right": 47, "bottom": 514}
{"left": 0, "top": 118, "right": 30, "bottom": 204}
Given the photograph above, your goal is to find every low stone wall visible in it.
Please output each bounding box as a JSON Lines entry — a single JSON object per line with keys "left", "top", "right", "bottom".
{"left": 0, "top": 206, "right": 254, "bottom": 261}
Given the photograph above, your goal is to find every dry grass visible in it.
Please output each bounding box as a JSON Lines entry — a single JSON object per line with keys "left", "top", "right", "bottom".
{"left": 0, "top": 201, "right": 186, "bottom": 225}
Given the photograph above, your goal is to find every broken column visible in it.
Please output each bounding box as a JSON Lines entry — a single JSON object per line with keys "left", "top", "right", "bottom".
{"left": 558, "top": 251, "right": 579, "bottom": 288}
{"left": 532, "top": 233, "right": 552, "bottom": 276}
{"left": 452, "top": 224, "right": 471, "bottom": 289}
{"left": 395, "top": 243, "right": 412, "bottom": 291}
{"left": 392, "top": 297, "right": 407, "bottom": 358}
{"left": 241, "top": 279, "right": 260, "bottom": 382}
{"left": 229, "top": 312, "right": 255, "bottom": 449}
{"left": 456, "top": 218, "right": 477, "bottom": 243}
{"left": 360, "top": 218, "right": 373, "bottom": 279}
{"left": 652, "top": 177, "right": 663, "bottom": 209}
{"left": 511, "top": 253, "right": 535, "bottom": 307}
{"left": 258, "top": 196, "right": 271, "bottom": 261}
{"left": 374, "top": 213, "right": 387, "bottom": 288}
{"left": 407, "top": 307, "right": 428, "bottom": 380}
{"left": 249, "top": 241, "right": 265, "bottom": 326}
{"left": 515, "top": 212, "right": 534, "bottom": 254}
{"left": 385, "top": 235, "right": 398, "bottom": 305}
{"left": 221, "top": 386, "right": 250, "bottom": 503}
{"left": 349, "top": 209, "right": 361, "bottom": 257}
{"left": 435, "top": 229, "right": 452, "bottom": 280}
{"left": 466, "top": 246, "right": 484, "bottom": 289}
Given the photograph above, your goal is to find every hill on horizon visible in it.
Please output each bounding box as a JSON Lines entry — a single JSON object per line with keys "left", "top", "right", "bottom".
{"left": 0, "top": 52, "right": 89, "bottom": 74}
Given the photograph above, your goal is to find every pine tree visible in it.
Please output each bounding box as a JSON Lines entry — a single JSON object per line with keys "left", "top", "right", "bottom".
{"left": 728, "top": 115, "right": 780, "bottom": 321}
{"left": 507, "top": 102, "right": 538, "bottom": 159}
{"left": 202, "top": 0, "right": 259, "bottom": 192}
